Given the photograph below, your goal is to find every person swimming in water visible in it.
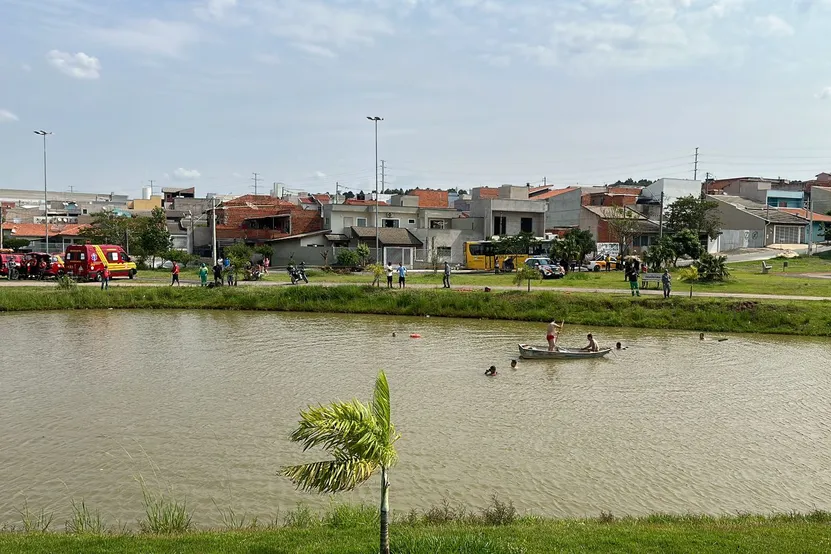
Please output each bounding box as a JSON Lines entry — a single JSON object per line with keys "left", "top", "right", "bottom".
{"left": 510, "top": 359, "right": 518, "bottom": 369}
{"left": 485, "top": 365, "right": 497, "bottom": 376}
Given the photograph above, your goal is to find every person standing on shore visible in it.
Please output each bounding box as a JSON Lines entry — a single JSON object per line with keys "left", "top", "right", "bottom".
{"left": 398, "top": 263, "right": 407, "bottom": 289}
{"left": 627, "top": 263, "right": 640, "bottom": 297}
{"left": 442, "top": 261, "right": 451, "bottom": 288}
{"left": 199, "top": 263, "right": 208, "bottom": 287}
{"left": 171, "top": 262, "right": 180, "bottom": 286}
{"left": 386, "top": 263, "right": 394, "bottom": 288}
{"left": 213, "top": 261, "right": 223, "bottom": 286}
{"left": 101, "top": 266, "right": 110, "bottom": 290}
{"left": 662, "top": 269, "right": 672, "bottom": 298}
{"left": 546, "top": 320, "right": 562, "bottom": 351}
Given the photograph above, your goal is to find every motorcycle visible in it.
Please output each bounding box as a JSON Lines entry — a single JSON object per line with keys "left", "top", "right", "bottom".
{"left": 287, "top": 263, "right": 309, "bottom": 285}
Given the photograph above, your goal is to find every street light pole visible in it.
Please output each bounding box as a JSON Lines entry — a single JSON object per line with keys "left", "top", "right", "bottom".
{"left": 367, "top": 116, "right": 384, "bottom": 262}
{"left": 34, "top": 130, "right": 52, "bottom": 253}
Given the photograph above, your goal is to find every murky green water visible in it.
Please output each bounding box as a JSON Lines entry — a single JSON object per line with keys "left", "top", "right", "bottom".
{"left": 1, "top": 310, "right": 829, "bottom": 528}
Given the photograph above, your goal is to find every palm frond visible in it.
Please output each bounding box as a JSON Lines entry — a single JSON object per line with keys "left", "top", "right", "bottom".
{"left": 372, "top": 371, "right": 391, "bottom": 434}
{"left": 290, "top": 400, "right": 387, "bottom": 463}
{"left": 281, "top": 459, "right": 377, "bottom": 493}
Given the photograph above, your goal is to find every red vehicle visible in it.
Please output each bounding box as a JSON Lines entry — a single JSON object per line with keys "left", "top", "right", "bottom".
{"left": 0, "top": 250, "right": 25, "bottom": 279}
{"left": 64, "top": 244, "right": 137, "bottom": 282}
{"left": 20, "top": 252, "right": 65, "bottom": 279}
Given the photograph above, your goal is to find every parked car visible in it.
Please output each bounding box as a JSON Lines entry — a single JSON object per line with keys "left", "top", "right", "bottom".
{"left": 586, "top": 256, "right": 620, "bottom": 272}
{"left": 0, "top": 251, "right": 24, "bottom": 279}
{"left": 64, "top": 244, "right": 137, "bottom": 281}
{"left": 524, "top": 257, "right": 566, "bottom": 279}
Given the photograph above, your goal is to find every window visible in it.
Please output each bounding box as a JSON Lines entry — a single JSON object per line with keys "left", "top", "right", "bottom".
{"left": 324, "top": 217, "right": 331, "bottom": 228}
{"left": 408, "top": 219, "right": 416, "bottom": 225}
{"left": 382, "top": 219, "right": 399, "bottom": 228}
{"left": 494, "top": 216, "right": 507, "bottom": 235}
{"left": 429, "top": 219, "right": 446, "bottom": 229}
{"left": 343, "top": 217, "right": 354, "bottom": 227}
{"left": 436, "top": 247, "right": 452, "bottom": 259}
{"left": 108, "top": 252, "right": 119, "bottom": 262}
{"left": 520, "top": 217, "right": 533, "bottom": 233}
{"left": 356, "top": 218, "right": 367, "bottom": 227}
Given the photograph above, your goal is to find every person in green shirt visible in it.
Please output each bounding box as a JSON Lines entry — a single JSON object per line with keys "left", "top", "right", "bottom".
{"left": 199, "top": 263, "right": 208, "bottom": 286}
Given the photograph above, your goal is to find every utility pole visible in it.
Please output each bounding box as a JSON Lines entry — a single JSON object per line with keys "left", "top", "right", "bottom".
{"left": 252, "top": 172, "right": 261, "bottom": 196}
{"left": 0, "top": 203, "right": 4, "bottom": 250}
{"left": 543, "top": 176, "right": 547, "bottom": 187}
{"left": 367, "top": 116, "right": 384, "bottom": 261}
{"left": 808, "top": 196, "right": 814, "bottom": 255}
{"left": 335, "top": 182, "right": 339, "bottom": 205}
{"left": 34, "top": 130, "right": 52, "bottom": 253}
{"left": 149, "top": 179, "right": 155, "bottom": 195}
{"left": 381, "top": 160, "right": 386, "bottom": 194}
{"left": 659, "top": 191, "right": 665, "bottom": 239}
{"left": 211, "top": 196, "right": 217, "bottom": 264}
{"left": 693, "top": 147, "right": 699, "bottom": 181}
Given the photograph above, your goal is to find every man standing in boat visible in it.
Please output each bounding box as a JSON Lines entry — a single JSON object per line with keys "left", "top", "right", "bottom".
{"left": 546, "top": 320, "right": 562, "bottom": 351}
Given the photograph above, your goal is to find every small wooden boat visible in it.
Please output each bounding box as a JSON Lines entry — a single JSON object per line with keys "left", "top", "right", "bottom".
{"left": 518, "top": 344, "right": 612, "bottom": 360}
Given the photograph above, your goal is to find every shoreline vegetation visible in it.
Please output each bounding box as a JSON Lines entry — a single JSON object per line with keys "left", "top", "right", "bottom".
{"left": 2, "top": 500, "right": 830, "bottom": 553}
{"left": 0, "top": 285, "right": 829, "bottom": 336}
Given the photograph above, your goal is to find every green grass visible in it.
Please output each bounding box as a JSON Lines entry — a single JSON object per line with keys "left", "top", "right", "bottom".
{"left": 2, "top": 510, "right": 831, "bottom": 553}
{"left": 0, "top": 285, "right": 829, "bottom": 336}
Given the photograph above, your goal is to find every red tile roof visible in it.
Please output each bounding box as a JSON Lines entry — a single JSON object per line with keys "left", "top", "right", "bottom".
{"left": 531, "top": 187, "right": 579, "bottom": 201}
{"left": 475, "top": 188, "right": 500, "bottom": 199}
{"left": 221, "top": 194, "right": 295, "bottom": 208}
{"left": 1, "top": 223, "right": 89, "bottom": 237}
{"left": 779, "top": 208, "right": 831, "bottom": 223}
{"left": 217, "top": 195, "right": 297, "bottom": 229}
{"left": 408, "top": 189, "right": 449, "bottom": 208}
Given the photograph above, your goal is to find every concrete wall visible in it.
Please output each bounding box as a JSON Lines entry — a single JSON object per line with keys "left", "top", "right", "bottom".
{"left": 641, "top": 178, "right": 702, "bottom": 205}
{"left": 812, "top": 187, "right": 831, "bottom": 215}
{"left": 269, "top": 243, "right": 332, "bottom": 267}
{"left": 323, "top": 205, "right": 419, "bottom": 235}
{"left": 410, "top": 228, "right": 482, "bottom": 264}
{"left": 544, "top": 188, "right": 582, "bottom": 229}
{"left": 713, "top": 229, "right": 765, "bottom": 252}
{"left": 470, "top": 198, "right": 546, "bottom": 238}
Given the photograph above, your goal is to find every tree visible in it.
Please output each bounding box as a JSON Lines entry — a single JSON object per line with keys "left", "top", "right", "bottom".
{"left": 665, "top": 195, "right": 722, "bottom": 240}
{"left": 282, "top": 371, "right": 400, "bottom": 554}
{"left": 513, "top": 265, "right": 542, "bottom": 291}
{"left": 670, "top": 228, "right": 703, "bottom": 264}
{"left": 563, "top": 228, "right": 595, "bottom": 265}
{"left": 382, "top": 188, "right": 404, "bottom": 195}
{"left": 336, "top": 248, "right": 360, "bottom": 267}
{"left": 254, "top": 245, "right": 273, "bottom": 260}
{"left": 225, "top": 242, "right": 253, "bottom": 278}
{"left": 604, "top": 206, "right": 642, "bottom": 257}
{"left": 79, "top": 211, "right": 133, "bottom": 247}
{"left": 494, "top": 232, "right": 540, "bottom": 257}
{"left": 550, "top": 234, "right": 583, "bottom": 273}
{"left": 644, "top": 235, "right": 676, "bottom": 270}
{"left": 611, "top": 178, "right": 652, "bottom": 188}
{"left": 2, "top": 237, "right": 31, "bottom": 251}
{"left": 343, "top": 191, "right": 355, "bottom": 200}
{"left": 357, "top": 191, "right": 366, "bottom": 201}
{"left": 825, "top": 211, "right": 831, "bottom": 241}
{"left": 356, "top": 243, "right": 371, "bottom": 267}
{"left": 133, "top": 207, "right": 172, "bottom": 263}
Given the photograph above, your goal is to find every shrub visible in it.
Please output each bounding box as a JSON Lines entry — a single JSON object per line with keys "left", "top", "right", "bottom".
{"left": 356, "top": 243, "right": 371, "bottom": 266}
{"left": 55, "top": 275, "right": 78, "bottom": 290}
{"left": 695, "top": 253, "right": 730, "bottom": 282}
{"left": 678, "top": 266, "right": 699, "bottom": 283}
{"left": 336, "top": 249, "right": 360, "bottom": 267}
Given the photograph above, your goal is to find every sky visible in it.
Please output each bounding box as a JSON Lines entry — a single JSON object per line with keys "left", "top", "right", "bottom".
{"left": 2, "top": 0, "right": 831, "bottom": 198}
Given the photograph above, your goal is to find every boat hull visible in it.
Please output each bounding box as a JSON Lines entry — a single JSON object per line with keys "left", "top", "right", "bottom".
{"left": 518, "top": 344, "right": 611, "bottom": 360}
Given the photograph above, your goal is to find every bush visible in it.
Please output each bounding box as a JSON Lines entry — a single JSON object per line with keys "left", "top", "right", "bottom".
{"left": 678, "top": 266, "right": 699, "bottom": 283}
{"left": 55, "top": 275, "right": 77, "bottom": 290}
{"left": 356, "top": 243, "right": 371, "bottom": 266}
{"left": 695, "top": 253, "right": 730, "bottom": 282}
{"left": 336, "top": 249, "right": 360, "bottom": 267}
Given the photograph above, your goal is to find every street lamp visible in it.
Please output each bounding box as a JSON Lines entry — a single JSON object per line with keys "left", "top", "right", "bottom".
{"left": 34, "top": 130, "right": 52, "bottom": 253}
{"left": 367, "top": 116, "right": 383, "bottom": 261}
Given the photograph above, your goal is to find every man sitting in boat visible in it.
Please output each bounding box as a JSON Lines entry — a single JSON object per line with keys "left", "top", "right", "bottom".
{"left": 546, "top": 320, "right": 562, "bottom": 351}
{"left": 581, "top": 333, "right": 599, "bottom": 352}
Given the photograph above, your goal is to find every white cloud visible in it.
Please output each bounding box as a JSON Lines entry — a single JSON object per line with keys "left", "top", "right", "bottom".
{"left": 46, "top": 50, "right": 101, "bottom": 79}
{"left": 817, "top": 86, "right": 831, "bottom": 99}
{"left": 253, "top": 53, "right": 281, "bottom": 65}
{"left": 0, "top": 109, "right": 19, "bottom": 123}
{"left": 754, "top": 15, "right": 794, "bottom": 37}
{"left": 314, "top": 171, "right": 327, "bottom": 178}
{"left": 89, "top": 19, "right": 200, "bottom": 58}
{"left": 291, "top": 43, "right": 337, "bottom": 58}
{"left": 173, "top": 168, "right": 201, "bottom": 180}
{"left": 480, "top": 53, "right": 511, "bottom": 67}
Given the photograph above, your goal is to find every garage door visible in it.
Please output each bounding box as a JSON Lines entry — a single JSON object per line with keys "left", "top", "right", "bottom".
{"left": 774, "top": 225, "right": 804, "bottom": 244}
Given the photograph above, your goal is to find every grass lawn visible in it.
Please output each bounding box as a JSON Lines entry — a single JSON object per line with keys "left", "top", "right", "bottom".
{"left": 124, "top": 253, "right": 831, "bottom": 297}
{"left": 2, "top": 513, "right": 830, "bottom": 553}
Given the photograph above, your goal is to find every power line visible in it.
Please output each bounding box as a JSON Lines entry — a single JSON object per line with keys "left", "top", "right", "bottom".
{"left": 251, "top": 172, "right": 261, "bottom": 195}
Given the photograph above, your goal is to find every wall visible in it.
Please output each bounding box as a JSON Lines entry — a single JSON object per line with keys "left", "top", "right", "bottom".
{"left": 470, "top": 198, "right": 546, "bottom": 237}
{"left": 641, "top": 178, "right": 702, "bottom": 205}
{"left": 812, "top": 187, "right": 831, "bottom": 215}
{"left": 713, "top": 229, "right": 766, "bottom": 252}
{"left": 410, "top": 228, "right": 482, "bottom": 264}
{"left": 544, "top": 188, "right": 581, "bottom": 228}
{"left": 269, "top": 244, "right": 332, "bottom": 267}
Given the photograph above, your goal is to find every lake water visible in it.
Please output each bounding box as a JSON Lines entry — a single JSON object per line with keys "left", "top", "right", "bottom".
{"left": 1, "top": 310, "right": 829, "bottom": 528}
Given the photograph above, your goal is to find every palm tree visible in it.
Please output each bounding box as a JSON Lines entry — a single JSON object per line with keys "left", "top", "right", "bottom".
{"left": 281, "top": 371, "right": 400, "bottom": 554}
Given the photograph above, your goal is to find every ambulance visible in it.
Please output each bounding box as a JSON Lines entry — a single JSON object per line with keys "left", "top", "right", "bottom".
{"left": 64, "top": 244, "right": 137, "bottom": 281}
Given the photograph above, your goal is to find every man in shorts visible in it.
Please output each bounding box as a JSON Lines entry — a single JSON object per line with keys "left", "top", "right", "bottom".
{"left": 546, "top": 320, "right": 562, "bottom": 351}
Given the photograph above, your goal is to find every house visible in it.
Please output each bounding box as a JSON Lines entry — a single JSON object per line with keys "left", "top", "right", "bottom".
{"left": 810, "top": 186, "right": 831, "bottom": 216}
{"left": 704, "top": 177, "right": 803, "bottom": 207}
{"left": 778, "top": 208, "right": 831, "bottom": 244}
{"left": 323, "top": 193, "right": 480, "bottom": 265}
{"left": 708, "top": 195, "right": 809, "bottom": 251}
{"left": 1, "top": 222, "right": 89, "bottom": 253}
{"left": 581, "top": 186, "right": 642, "bottom": 208}
{"left": 529, "top": 187, "right": 582, "bottom": 230}
{"left": 162, "top": 187, "right": 195, "bottom": 208}
{"left": 636, "top": 178, "right": 703, "bottom": 220}
{"left": 579, "top": 206, "right": 661, "bottom": 254}
{"left": 469, "top": 185, "right": 547, "bottom": 238}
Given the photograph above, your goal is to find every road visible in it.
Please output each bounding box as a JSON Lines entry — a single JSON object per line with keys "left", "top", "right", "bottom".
{"left": 2, "top": 278, "right": 829, "bottom": 302}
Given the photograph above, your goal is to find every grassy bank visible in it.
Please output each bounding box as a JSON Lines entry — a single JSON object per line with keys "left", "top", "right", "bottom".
{"left": 0, "top": 285, "right": 829, "bottom": 336}
{"left": 2, "top": 510, "right": 830, "bottom": 553}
